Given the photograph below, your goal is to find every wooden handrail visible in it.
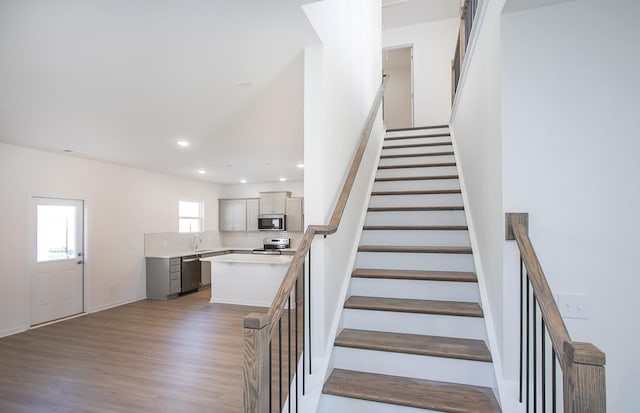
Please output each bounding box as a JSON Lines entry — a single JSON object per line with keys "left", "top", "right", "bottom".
{"left": 511, "top": 222, "right": 571, "bottom": 368}
{"left": 265, "top": 75, "right": 388, "bottom": 336}
{"left": 243, "top": 76, "right": 388, "bottom": 412}
{"left": 507, "top": 213, "right": 606, "bottom": 412}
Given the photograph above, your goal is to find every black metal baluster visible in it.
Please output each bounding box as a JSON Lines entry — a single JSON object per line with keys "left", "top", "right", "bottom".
{"left": 302, "top": 259, "right": 306, "bottom": 395}
{"left": 519, "top": 256, "right": 524, "bottom": 403}
{"left": 542, "top": 320, "right": 546, "bottom": 412}
{"left": 295, "top": 277, "right": 299, "bottom": 413}
{"left": 552, "top": 347, "right": 557, "bottom": 413}
{"left": 526, "top": 276, "right": 530, "bottom": 411}
{"left": 269, "top": 341, "right": 273, "bottom": 413}
{"left": 308, "top": 248, "right": 312, "bottom": 374}
{"left": 279, "top": 318, "right": 282, "bottom": 412}
{"left": 533, "top": 300, "right": 538, "bottom": 413}
{"left": 288, "top": 296, "right": 291, "bottom": 413}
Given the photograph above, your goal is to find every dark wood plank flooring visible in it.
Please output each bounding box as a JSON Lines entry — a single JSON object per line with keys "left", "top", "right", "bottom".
{"left": 0, "top": 290, "right": 263, "bottom": 413}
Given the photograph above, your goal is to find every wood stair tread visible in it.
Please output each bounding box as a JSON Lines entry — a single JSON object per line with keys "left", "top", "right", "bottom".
{"left": 383, "top": 142, "right": 452, "bottom": 150}
{"left": 323, "top": 369, "right": 501, "bottom": 413}
{"left": 375, "top": 175, "right": 458, "bottom": 182}
{"left": 358, "top": 245, "right": 472, "bottom": 254}
{"left": 371, "top": 189, "right": 461, "bottom": 196}
{"left": 385, "top": 132, "right": 451, "bottom": 141}
{"left": 378, "top": 162, "right": 457, "bottom": 169}
{"left": 352, "top": 268, "right": 477, "bottom": 282}
{"left": 335, "top": 328, "right": 492, "bottom": 362}
{"left": 363, "top": 225, "right": 468, "bottom": 231}
{"left": 345, "top": 296, "right": 484, "bottom": 317}
{"left": 381, "top": 151, "right": 454, "bottom": 159}
{"left": 368, "top": 206, "right": 464, "bottom": 212}
{"left": 387, "top": 125, "right": 449, "bottom": 132}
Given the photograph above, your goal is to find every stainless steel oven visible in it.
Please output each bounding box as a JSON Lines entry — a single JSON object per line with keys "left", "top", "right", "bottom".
{"left": 258, "top": 214, "right": 286, "bottom": 231}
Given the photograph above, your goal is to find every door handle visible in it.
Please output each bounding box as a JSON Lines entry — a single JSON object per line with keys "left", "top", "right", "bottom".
{"left": 76, "top": 260, "right": 83, "bottom": 265}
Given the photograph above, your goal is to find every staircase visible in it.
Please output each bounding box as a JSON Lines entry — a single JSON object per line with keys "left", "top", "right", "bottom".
{"left": 318, "top": 126, "right": 501, "bottom": 413}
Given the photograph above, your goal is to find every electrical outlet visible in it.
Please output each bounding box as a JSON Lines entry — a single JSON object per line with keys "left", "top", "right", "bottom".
{"left": 558, "top": 293, "right": 590, "bottom": 319}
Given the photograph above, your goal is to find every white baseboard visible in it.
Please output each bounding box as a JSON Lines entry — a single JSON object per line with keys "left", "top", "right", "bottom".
{"left": 89, "top": 296, "right": 146, "bottom": 313}
{"left": 0, "top": 325, "right": 28, "bottom": 339}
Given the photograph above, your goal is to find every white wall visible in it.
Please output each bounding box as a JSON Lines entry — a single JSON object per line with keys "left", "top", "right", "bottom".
{"left": 452, "top": 0, "right": 640, "bottom": 410}
{"left": 501, "top": 1, "right": 640, "bottom": 410}
{"left": 0, "top": 143, "right": 221, "bottom": 337}
{"left": 383, "top": 18, "right": 459, "bottom": 126}
{"left": 302, "top": 0, "right": 383, "bottom": 356}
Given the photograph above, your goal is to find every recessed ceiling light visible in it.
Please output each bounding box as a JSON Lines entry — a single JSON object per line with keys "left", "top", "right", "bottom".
{"left": 296, "top": 163, "right": 304, "bottom": 168}
{"left": 177, "top": 140, "right": 190, "bottom": 147}
{"left": 235, "top": 81, "right": 253, "bottom": 87}
{"left": 240, "top": 179, "right": 247, "bottom": 184}
{"left": 279, "top": 177, "right": 286, "bottom": 182}
{"left": 197, "top": 169, "right": 206, "bottom": 174}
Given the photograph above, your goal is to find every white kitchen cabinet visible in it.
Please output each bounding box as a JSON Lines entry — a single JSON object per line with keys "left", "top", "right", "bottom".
{"left": 259, "top": 191, "right": 290, "bottom": 215}
{"left": 285, "top": 197, "right": 304, "bottom": 232}
{"left": 219, "top": 199, "right": 247, "bottom": 231}
{"left": 246, "top": 198, "right": 259, "bottom": 231}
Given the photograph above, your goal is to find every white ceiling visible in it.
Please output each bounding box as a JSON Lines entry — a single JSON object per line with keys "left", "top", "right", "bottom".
{"left": 382, "top": 0, "right": 461, "bottom": 29}
{"left": 0, "top": 0, "right": 318, "bottom": 184}
{"left": 0, "top": 1, "right": 467, "bottom": 185}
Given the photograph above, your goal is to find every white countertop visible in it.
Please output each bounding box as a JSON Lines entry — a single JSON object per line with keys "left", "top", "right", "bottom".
{"left": 145, "top": 248, "right": 296, "bottom": 259}
{"left": 201, "top": 253, "right": 293, "bottom": 265}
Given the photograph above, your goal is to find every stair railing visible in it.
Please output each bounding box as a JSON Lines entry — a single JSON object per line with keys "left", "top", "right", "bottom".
{"left": 243, "top": 75, "right": 388, "bottom": 413}
{"left": 506, "top": 213, "right": 606, "bottom": 412}
{"left": 451, "top": 0, "right": 479, "bottom": 104}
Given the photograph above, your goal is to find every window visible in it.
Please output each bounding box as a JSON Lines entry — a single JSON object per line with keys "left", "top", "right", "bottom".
{"left": 179, "top": 200, "right": 203, "bottom": 233}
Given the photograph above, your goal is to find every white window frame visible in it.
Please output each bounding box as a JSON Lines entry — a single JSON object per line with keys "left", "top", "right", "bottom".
{"left": 178, "top": 200, "right": 204, "bottom": 233}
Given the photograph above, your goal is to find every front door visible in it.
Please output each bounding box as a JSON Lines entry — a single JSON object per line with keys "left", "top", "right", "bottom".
{"left": 31, "top": 197, "right": 84, "bottom": 326}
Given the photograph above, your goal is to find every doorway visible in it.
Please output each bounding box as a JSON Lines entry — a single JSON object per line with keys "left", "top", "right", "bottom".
{"left": 30, "top": 197, "right": 84, "bottom": 326}
{"left": 382, "top": 45, "right": 414, "bottom": 129}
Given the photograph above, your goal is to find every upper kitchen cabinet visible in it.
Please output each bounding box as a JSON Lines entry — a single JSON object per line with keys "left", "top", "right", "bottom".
{"left": 259, "top": 191, "right": 290, "bottom": 215}
{"left": 285, "top": 197, "right": 304, "bottom": 232}
{"left": 246, "top": 198, "right": 259, "bottom": 231}
{"left": 219, "top": 199, "right": 247, "bottom": 231}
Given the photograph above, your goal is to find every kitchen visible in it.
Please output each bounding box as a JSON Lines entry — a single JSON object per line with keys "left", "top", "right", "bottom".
{"left": 144, "top": 188, "right": 304, "bottom": 307}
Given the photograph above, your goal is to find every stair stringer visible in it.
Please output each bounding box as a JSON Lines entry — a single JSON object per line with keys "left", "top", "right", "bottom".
{"left": 448, "top": 126, "right": 518, "bottom": 411}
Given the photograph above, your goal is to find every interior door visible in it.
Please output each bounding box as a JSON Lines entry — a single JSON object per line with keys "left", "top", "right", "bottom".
{"left": 31, "top": 197, "right": 84, "bottom": 326}
{"left": 382, "top": 46, "right": 414, "bottom": 129}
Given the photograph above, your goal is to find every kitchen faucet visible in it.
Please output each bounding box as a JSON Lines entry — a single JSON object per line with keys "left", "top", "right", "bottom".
{"left": 192, "top": 234, "right": 202, "bottom": 251}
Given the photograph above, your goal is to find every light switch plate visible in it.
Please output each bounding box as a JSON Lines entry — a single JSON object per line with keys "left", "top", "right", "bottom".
{"left": 558, "top": 293, "right": 591, "bottom": 319}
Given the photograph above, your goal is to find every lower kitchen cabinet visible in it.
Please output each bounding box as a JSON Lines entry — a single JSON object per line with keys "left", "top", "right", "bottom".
{"left": 146, "top": 257, "right": 181, "bottom": 300}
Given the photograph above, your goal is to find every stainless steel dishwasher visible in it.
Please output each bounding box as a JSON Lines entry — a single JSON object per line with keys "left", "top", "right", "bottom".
{"left": 181, "top": 256, "right": 201, "bottom": 293}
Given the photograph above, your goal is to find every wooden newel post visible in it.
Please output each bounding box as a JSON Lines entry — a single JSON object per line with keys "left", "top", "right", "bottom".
{"left": 563, "top": 341, "right": 606, "bottom": 413}
{"left": 243, "top": 312, "right": 272, "bottom": 413}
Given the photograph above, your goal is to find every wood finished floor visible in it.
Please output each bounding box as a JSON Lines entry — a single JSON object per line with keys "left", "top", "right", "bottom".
{"left": 0, "top": 290, "right": 270, "bottom": 413}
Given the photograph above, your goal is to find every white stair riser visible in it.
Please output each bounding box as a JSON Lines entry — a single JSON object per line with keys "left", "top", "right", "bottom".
{"left": 382, "top": 145, "right": 453, "bottom": 157}
{"left": 333, "top": 346, "right": 494, "bottom": 387}
{"left": 349, "top": 278, "right": 479, "bottom": 302}
{"left": 386, "top": 128, "right": 449, "bottom": 138}
{"left": 360, "top": 230, "right": 470, "bottom": 247}
{"left": 373, "top": 179, "right": 460, "bottom": 192}
{"left": 343, "top": 309, "right": 488, "bottom": 341}
{"left": 379, "top": 154, "right": 455, "bottom": 166}
{"left": 356, "top": 252, "right": 475, "bottom": 272}
{"left": 369, "top": 193, "right": 463, "bottom": 207}
{"left": 376, "top": 165, "right": 458, "bottom": 178}
{"left": 365, "top": 210, "right": 467, "bottom": 226}
{"left": 318, "top": 394, "right": 441, "bottom": 413}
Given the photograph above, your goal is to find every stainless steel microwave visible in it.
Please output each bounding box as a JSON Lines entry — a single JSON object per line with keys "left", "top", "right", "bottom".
{"left": 258, "top": 214, "right": 286, "bottom": 231}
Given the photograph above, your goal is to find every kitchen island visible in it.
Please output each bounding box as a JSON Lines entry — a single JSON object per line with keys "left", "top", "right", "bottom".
{"left": 201, "top": 254, "right": 294, "bottom": 307}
